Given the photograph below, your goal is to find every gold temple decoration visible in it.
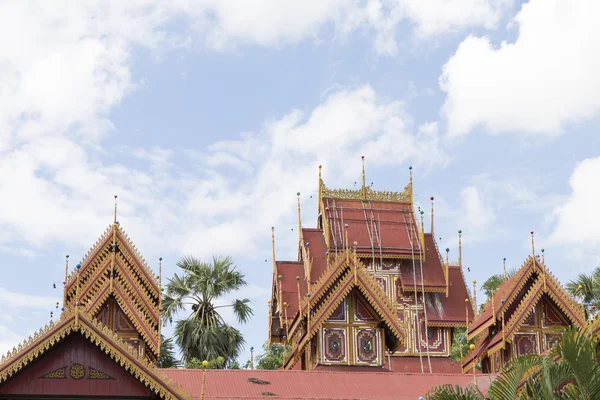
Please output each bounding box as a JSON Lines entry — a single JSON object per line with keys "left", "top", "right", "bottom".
{"left": 458, "top": 230, "right": 463, "bottom": 271}
{"left": 0, "top": 309, "right": 188, "bottom": 399}
{"left": 430, "top": 196, "right": 435, "bottom": 237}
{"left": 465, "top": 298, "right": 470, "bottom": 327}
{"left": 503, "top": 257, "right": 507, "bottom": 280}
{"left": 445, "top": 248, "right": 450, "bottom": 298}
{"left": 361, "top": 156, "right": 367, "bottom": 199}
{"left": 472, "top": 280, "right": 477, "bottom": 316}
{"left": 320, "top": 178, "right": 412, "bottom": 203}
{"left": 63, "top": 255, "right": 69, "bottom": 310}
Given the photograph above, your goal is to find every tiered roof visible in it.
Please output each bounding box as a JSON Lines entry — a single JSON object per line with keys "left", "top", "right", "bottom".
{"left": 64, "top": 221, "right": 161, "bottom": 358}
{"left": 269, "top": 164, "right": 475, "bottom": 367}
{"left": 462, "top": 255, "right": 585, "bottom": 371}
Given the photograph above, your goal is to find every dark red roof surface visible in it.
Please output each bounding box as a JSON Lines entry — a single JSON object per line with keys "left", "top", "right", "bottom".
{"left": 160, "top": 369, "right": 495, "bottom": 399}
{"left": 322, "top": 198, "right": 420, "bottom": 256}
{"left": 426, "top": 265, "right": 474, "bottom": 324}
{"left": 400, "top": 234, "right": 446, "bottom": 289}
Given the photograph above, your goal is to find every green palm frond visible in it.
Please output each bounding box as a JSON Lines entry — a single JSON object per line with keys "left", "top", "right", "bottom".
{"left": 164, "top": 254, "right": 253, "bottom": 364}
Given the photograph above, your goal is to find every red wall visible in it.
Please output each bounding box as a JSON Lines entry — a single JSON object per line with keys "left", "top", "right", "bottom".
{"left": 0, "top": 334, "right": 152, "bottom": 397}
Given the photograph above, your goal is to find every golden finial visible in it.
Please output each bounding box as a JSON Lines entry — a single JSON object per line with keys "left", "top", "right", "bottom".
{"left": 472, "top": 280, "right": 477, "bottom": 316}
{"left": 530, "top": 231, "right": 535, "bottom": 260}
{"left": 491, "top": 289, "right": 496, "bottom": 320}
{"left": 113, "top": 195, "right": 118, "bottom": 224}
{"left": 296, "top": 276, "right": 301, "bottom": 313}
{"left": 271, "top": 227, "right": 277, "bottom": 277}
{"left": 465, "top": 298, "right": 470, "bottom": 327}
{"left": 297, "top": 192, "right": 302, "bottom": 246}
{"left": 458, "top": 230, "right": 463, "bottom": 270}
{"left": 361, "top": 156, "right": 366, "bottom": 199}
{"left": 345, "top": 224, "right": 350, "bottom": 264}
{"left": 445, "top": 248, "right": 450, "bottom": 298}
{"left": 541, "top": 248, "right": 545, "bottom": 264}
{"left": 158, "top": 256, "right": 163, "bottom": 356}
{"left": 430, "top": 196, "right": 435, "bottom": 235}
{"left": 503, "top": 257, "right": 507, "bottom": 280}
{"left": 501, "top": 299, "right": 506, "bottom": 348}
{"left": 409, "top": 166, "right": 414, "bottom": 205}
{"left": 63, "top": 255, "right": 69, "bottom": 309}
{"left": 318, "top": 165, "right": 323, "bottom": 212}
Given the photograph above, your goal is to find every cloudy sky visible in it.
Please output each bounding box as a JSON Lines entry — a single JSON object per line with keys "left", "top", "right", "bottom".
{"left": 1, "top": 0, "right": 599, "bottom": 363}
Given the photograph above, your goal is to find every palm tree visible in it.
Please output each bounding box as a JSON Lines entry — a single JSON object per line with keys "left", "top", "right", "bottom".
{"left": 162, "top": 255, "right": 254, "bottom": 364}
{"left": 157, "top": 335, "right": 180, "bottom": 368}
{"left": 566, "top": 267, "right": 600, "bottom": 310}
{"left": 427, "top": 321, "right": 600, "bottom": 399}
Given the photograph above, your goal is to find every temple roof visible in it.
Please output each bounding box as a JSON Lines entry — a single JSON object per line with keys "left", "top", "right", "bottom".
{"left": 63, "top": 223, "right": 161, "bottom": 356}
{"left": 0, "top": 308, "right": 186, "bottom": 399}
{"left": 463, "top": 255, "right": 585, "bottom": 371}
{"left": 467, "top": 256, "right": 584, "bottom": 341}
{"left": 321, "top": 198, "right": 421, "bottom": 256}
{"left": 159, "top": 369, "right": 495, "bottom": 400}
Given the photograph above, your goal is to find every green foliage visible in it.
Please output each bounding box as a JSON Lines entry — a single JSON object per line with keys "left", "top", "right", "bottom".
{"left": 187, "top": 356, "right": 226, "bottom": 369}
{"left": 162, "top": 255, "right": 254, "bottom": 364}
{"left": 427, "top": 384, "right": 485, "bottom": 400}
{"left": 566, "top": 267, "right": 600, "bottom": 311}
{"left": 157, "top": 334, "right": 180, "bottom": 368}
{"left": 255, "top": 341, "right": 291, "bottom": 370}
{"left": 427, "top": 323, "right": 600, "bottom": 400}
{"left": 451, "top": 328, "right": 477, "bottom": 363}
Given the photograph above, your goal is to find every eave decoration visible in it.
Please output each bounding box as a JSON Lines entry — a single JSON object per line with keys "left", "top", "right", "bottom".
{"left": 0, "top": 308, "right": 189, "bottom": 400}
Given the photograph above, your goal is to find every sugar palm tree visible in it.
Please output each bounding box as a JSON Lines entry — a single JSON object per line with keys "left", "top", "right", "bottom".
{"left": 162, "top": 255, "right": 254, "bottom": 364}
{"left": 566, "top": 267, "right": 600, "bottom": 310}
{"left": 157, "top": 334, "right": 180, "bottom": 368}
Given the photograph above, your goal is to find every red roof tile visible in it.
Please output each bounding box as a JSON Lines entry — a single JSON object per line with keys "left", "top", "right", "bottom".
{"left": 426, "top": 266, "right": 474, "bottom": 325}
{"left": 160, "top": 369, "right": 495, "bottom": 399}
{"left": 322, "top": 198, "right": 420, "bottom": 256}
{"left": 400, "top": 234, "right": 446, "bottom": 289}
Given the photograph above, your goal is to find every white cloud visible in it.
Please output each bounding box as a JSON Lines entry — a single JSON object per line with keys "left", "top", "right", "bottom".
{"left": 0, "top": 288, "right": 59, "bottom": 310}
{"left": 458, "top": 186, "right": 495, "bottom": 234}
{"left": 397, "top": 0, "right": 512, "bottom": 38}
{"left": 550, "top": 157, "right": 600, "bottom": 247}
{"left": 440, "top": 0, "right": 600, "bottom": 137}
{"left": 174, "top": 0, "right": 511, "bottom": 55}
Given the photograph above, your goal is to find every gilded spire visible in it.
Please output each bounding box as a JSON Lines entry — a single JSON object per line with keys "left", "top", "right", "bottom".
{"left": 63, "top": 255, "right": 69, "bottom": 309}
{"left": 158, "top": 256, "right": 163, "bottom": 356}
{"left": 361, "top": 156, "right": 366, "bottom": 199}
{"left": 472, "top": 280, "right": 477, "bottom": 315}
{"left": 465, "top": 298, "right": 470, "bottom": 327}
{"left": 409, "top": 166, "right": 414, "bottom": 205}
{"left": 503, "top": 257, "right": 507, "bottom": 280}
{"left": 271, "top": 227, "right": 276, "bottom": 277}
{"left": 297, "top": 193, "right": 302, "bottom": 247}
{"left": 491, "top": 290, "right": 496, "bottom": 320}
{"left": 458, "top": 230, "right": 463, "bottom": 269}
{"left": 531, "top": 231, "right": 535, "bottom": 262}
{"left": 113, "top": 195, "right": 118, "bottom": 224}
{"left": 445, "top": 248, "right": 450, "bottom": 298}
{"left": 318, "top": 165, "right": 323, "bottom": 213}
{"left": 430, "top": 196, "right": 435, "bottom": 235}
{"left": 296, "top": 276, "right": 301, "bottom": 316}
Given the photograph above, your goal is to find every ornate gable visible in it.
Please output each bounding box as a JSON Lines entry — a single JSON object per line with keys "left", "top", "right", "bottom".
{"left": 0, "top": 309, "right": 187, "bottom": 399}
{"left": 463, "top": 255, "right": 584, "bottom": 374}
{"left": 283, "top": 251, "right": 405, "bottom": 369}
{"left": 63, "top": 222, "right": 160, "bottom": 361}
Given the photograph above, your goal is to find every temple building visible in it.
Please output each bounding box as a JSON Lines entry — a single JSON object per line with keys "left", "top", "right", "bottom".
{"left": 462, "top": 244, "right": 585, "bottom": 374}
{"left": 0, "top": 187, "right": 491, "bottom": 399}
{"left": 269, "top": 161, "right": 474, "bottom": 373}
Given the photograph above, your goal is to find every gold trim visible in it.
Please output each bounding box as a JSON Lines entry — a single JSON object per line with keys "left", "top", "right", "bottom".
{"left": 0, "top": 309, "right": 188, "bottom": 400}
{"left": 321, "top": 179, "right": 412, "bottom": 203}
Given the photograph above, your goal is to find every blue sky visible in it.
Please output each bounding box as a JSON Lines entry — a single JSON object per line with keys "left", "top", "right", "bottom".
{"left": 1, "top": 0, "right": 599, "bottom": 364}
